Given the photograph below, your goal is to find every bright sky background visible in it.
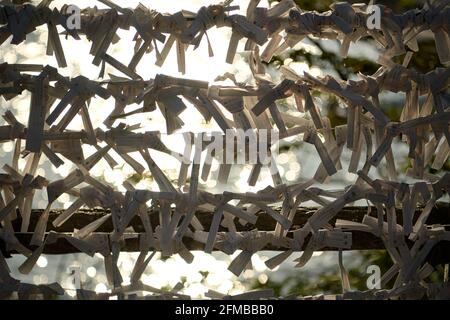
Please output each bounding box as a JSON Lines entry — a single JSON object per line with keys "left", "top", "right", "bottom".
{"left": 1, "top": 0, "right": 344, "bottom": 208}
{"left": 0, "top": 0, "right": 405, "bottom": 299}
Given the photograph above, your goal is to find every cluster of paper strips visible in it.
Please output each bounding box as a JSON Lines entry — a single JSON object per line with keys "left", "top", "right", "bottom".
{"left": 0, "top": 0, "right": 449, "bottom": 299}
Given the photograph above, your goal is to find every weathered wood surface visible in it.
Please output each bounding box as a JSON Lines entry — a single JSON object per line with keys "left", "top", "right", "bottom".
{"left": 2, "top": 203, "right": 449, "bottom": 257}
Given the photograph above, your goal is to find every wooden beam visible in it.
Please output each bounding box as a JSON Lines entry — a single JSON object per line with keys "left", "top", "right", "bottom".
{"left": 1, "top": 203, "right": 449, "bottom": 257}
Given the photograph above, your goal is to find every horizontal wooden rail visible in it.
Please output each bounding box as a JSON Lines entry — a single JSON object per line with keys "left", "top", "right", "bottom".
{"left": 1, "top": 203, "right": 449, "bottom": 261}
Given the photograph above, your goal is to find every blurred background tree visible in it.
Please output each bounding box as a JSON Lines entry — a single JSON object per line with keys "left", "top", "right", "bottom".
{"left": 246, "top": 0, "right": 449, "bottom": 297}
